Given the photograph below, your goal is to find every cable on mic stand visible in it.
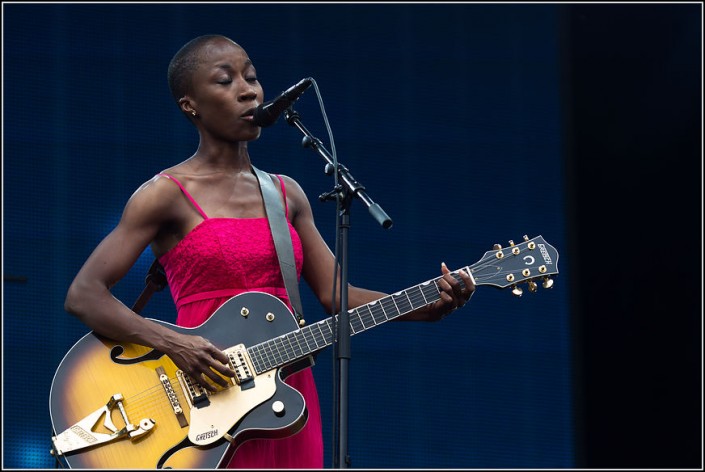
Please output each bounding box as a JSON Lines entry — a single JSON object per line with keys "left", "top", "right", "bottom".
{"left": 281, "top": 81, "right": 392, "bottom": 468}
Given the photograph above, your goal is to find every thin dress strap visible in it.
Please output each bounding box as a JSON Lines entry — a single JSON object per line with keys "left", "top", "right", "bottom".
{"left": 275, "top": 175, "right": 289, "bottom": 219}
{"left": 158, "top": 173, "right": 209, "bottom": 219}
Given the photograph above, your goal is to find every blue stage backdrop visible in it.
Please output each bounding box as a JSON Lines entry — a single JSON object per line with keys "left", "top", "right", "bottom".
{"left": 3, "top": 3, "right": 571, "bottom": 468}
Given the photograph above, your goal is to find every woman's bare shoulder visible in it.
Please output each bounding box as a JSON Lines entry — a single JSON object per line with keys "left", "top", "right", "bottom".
{"left": 122, "top": 171, "right": 187, "bottom": 222}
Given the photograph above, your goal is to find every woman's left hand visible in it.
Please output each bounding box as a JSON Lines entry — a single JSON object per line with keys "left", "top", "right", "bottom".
{"left": 428, "top": 262, "right": 476, "bottom": 320}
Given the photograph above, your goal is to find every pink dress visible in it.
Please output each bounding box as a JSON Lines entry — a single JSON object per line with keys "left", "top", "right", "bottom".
{"left": 157, "top": 173, "right": 324, "bottom": 469}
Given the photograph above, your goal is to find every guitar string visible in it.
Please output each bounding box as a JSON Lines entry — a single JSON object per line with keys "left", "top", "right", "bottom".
{"left": 343, "top": 252, "right": 550, "bottom": 337}
{"left": 91, "top": 383, "right": 175, "bottom": 428}
{"left": 247, "top": 266, "right": 479, "bottom": 371}
{"left": 105, "top": 248, "right": 549, "bottom": 420}
{"left": 110, "top": 373, "right": 228, "bottom": 424}
{"left": 241, "top": 248, "right": 545, "bottom": 370}
{"left": 243, "top": 258, "right": 527, "bottom": 371}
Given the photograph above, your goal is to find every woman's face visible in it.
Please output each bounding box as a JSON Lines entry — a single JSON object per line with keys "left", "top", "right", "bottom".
{"left": 185, "top": 38, "right": 264, "bottom": 142}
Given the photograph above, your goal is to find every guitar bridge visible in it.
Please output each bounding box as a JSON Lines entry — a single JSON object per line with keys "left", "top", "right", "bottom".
{"left": 51, "top": 393, "right": 155, "bottom": 456}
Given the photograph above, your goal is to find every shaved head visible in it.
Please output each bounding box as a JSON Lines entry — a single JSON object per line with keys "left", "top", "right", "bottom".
{"left": 167, "top": 35, "right": 242, "bottom": 103}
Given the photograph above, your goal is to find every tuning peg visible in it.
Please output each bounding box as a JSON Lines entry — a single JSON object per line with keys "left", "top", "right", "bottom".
{"left": 523, "top": 235, "right": 530, "bottom": 241}
{"left": 527, "top": 280, "right": 538, "bottom": 293}
{"left": 542, "top": 276, "right": 554, "bottom": 289}
{"left": 493, "top": 243, "right": 502, "bottom": 250}
{"left": 508, "top": 240, "right": 515, "bottom": 246}
{"left": 511, "top": 285, "right": 523, "bottom": 297}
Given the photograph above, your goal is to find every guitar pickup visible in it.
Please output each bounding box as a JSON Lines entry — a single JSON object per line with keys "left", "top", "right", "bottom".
{"left": 176, "top": 370, "right": 211, "bottom": 409}
{"left": 51, "top": 393, "right": 155, "bottom": 456}
{"left": 227, "top": 345, "right": 255, "bottom": 390}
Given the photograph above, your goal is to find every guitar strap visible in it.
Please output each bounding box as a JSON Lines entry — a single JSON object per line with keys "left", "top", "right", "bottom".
{"left": 131, "top": 258, "right": 168, "bottom": 314}
{"left": 132, "top": 167, "right": 305, "bottom": 326}
{"left": 251, "top": 165, "right": 306, "bottom": 326}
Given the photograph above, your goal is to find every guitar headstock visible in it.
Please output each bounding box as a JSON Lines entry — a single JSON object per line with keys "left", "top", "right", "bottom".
{"left": 468, "top": 235, "right": 559, "bottom": 296}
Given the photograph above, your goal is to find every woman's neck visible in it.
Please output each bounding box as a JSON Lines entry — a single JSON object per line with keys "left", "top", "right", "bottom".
{"left": 188, "top": 140, "right": 253, "bottom": 174}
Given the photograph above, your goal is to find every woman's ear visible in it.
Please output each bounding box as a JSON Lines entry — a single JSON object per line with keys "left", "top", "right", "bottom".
{"left": 179, "top": 97, "right": 196, "bottom": 117}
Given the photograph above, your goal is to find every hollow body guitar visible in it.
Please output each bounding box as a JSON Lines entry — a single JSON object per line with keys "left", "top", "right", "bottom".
{"left": 49, "top": 235, "right": 559, "bottom": 468}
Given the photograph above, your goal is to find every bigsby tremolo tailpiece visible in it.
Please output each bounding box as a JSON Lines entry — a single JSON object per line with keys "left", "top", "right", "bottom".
{"left": 51, "top": 393, "right": 155, "bottom": 456}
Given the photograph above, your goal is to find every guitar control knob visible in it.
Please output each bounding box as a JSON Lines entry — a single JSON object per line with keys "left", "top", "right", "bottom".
{"left": 272, "top": 401, "right": 285, "bottom": 417}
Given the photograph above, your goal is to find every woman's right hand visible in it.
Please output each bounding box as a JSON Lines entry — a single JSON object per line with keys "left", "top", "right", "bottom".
{"left": 162, "top": 332, "right": 237, "bottom": 392}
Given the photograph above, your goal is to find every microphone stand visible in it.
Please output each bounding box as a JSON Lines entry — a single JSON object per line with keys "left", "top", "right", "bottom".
{"left": 283, "top": 107, "right": 392, "bottom": 469}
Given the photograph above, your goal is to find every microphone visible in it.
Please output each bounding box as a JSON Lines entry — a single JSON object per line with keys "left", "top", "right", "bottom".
{"left": 252, "top": 77, "right": 313, "bottom": 127}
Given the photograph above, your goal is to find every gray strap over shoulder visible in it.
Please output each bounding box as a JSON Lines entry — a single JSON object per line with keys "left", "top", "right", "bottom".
{"left": 252, "top": 165, "right": 305, "bottom": 325}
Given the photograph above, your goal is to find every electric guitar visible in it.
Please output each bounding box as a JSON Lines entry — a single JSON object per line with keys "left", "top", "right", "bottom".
{"left": 49, "top": 235, "right": 559, "bottom": 468}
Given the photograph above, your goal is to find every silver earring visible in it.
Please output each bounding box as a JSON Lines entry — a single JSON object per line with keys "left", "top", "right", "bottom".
{"left": 191, "top": 111, "right": 197, "bottom": 117}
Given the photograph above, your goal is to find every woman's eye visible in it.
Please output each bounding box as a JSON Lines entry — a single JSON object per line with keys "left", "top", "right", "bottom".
{"left": 217, "top": 78, "right": 233, "bottom": 85}
{"left": 246, "top": 77, "right": 258, "bottom": 83}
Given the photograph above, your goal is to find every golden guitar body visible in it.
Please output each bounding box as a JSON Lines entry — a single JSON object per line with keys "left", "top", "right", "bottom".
{"left": 49, "top": 292, "right": 311, "bottom": 469}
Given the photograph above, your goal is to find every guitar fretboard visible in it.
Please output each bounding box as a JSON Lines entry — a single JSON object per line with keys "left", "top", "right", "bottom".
{"left": 247, "top": 270, "right": 470, "bottom": 374}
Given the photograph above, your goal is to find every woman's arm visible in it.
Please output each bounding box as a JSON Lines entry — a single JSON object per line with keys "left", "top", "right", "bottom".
{"left": 64, "top": 176, "right": 235, "bottom": 390}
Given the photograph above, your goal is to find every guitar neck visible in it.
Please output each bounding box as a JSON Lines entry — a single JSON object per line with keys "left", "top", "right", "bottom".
{"left": 246, "top": 268, "right": 472, "bottom": 374}
{"left": 245, "top": 234, "right": 560, "bottom": 375}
